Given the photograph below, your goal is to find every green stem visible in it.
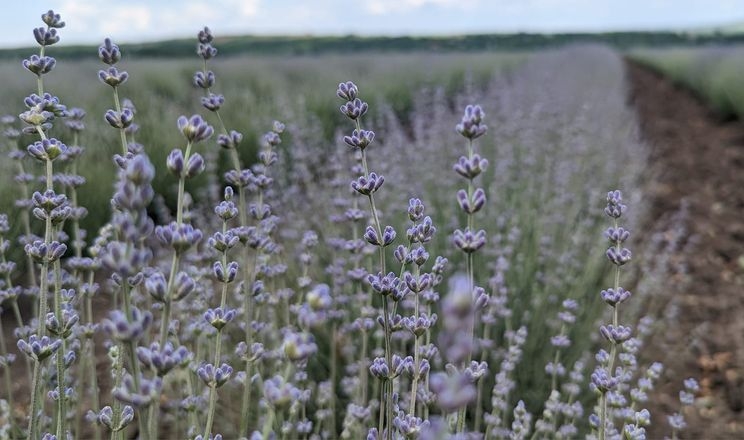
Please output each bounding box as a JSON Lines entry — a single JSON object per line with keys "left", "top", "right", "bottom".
{"left": 53, "top": 259, "right": 66, "bottom": 439}
{"left": 159, "top": 253, "right": 181, "bottom": 347}
{"left": 0, "top": 317, "right": 16, "bottom": 434}
{"left": 203, "top": 225, "right": 230, "bottom": 439}
{"left": 27, "top": 359, "right": 42, "bottom": 440}
{"left": 111, "top": 86, "right": 128, "bottom": 155}
{"left": 329, "top": 323, "right": 338, "bottom": 435}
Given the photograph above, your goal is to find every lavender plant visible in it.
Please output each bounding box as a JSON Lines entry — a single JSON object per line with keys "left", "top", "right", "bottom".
{"left": 15, "top": 10, "right": 74, "bottom": 440}
{"left": 0, "top": 10, "right": 704, "bottom": 440}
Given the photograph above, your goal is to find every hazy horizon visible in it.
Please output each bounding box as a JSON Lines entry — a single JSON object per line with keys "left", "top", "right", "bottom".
{"left": 1, "top": 0, "right": 743, "bottom": 49}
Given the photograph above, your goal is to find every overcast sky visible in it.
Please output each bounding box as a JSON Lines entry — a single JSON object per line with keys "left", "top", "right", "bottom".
{"left": 1, "top": 0, "right": 743, "bottom": 48}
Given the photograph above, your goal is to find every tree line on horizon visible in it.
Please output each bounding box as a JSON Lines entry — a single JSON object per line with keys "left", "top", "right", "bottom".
{"left": 2, "top": 30, "right": 744, "bottom": 60}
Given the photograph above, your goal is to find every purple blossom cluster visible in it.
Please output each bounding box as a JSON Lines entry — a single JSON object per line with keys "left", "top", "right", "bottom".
{"left": 0, "top": 10, "right": 700, "bottom": 440}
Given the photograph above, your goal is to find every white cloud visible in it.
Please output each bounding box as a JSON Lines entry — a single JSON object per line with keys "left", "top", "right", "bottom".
{"left": 60, "top": 0, "right": 153, "bottom": 42}
{"left": 222, "top": 0, "right": 261, "bottom": 18}
{"left": 364, "top": 0, "right": 479, "bottom": 15}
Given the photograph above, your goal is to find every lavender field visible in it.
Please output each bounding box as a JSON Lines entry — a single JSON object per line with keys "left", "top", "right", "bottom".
{"left": 0, "top": 10, "right": 702, "bottom": 440}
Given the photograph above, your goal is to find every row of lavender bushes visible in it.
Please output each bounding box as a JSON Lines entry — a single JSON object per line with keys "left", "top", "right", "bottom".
{"left": 0, "top": 10, "right": 698, "bottom": 440}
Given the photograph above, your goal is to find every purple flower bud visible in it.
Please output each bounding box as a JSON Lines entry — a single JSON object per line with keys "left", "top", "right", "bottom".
{"left": 340, "top": 98, "right": 368, "bottom": 120}
{"left": 381, "top": 225, "right": 396, "bottom": 247}
{"left": 343, "top": 129, "right": 375, "bottom": 150}
{"left": 600, "top": 287, "right": 632, "bottom": 306}
{"left": 259, "top": 149, "right": 278, "bottom": 166}
{"left": 394, "top": 245, "right": 411, "bottom": 264}
{"left": 27, "top": 138, "right": 67, "bottom": 161}
{"left": 185, "top": 152, "right": 205, "bottom": 178}
{"left": 474, "top": 286, "right": 489, "bottom": 309}
{"left": 102, "top": 308, "right": 152, "bottom": 342}
{"left": 99, "top": 38, "right": 121, "bottom": 65}
{"left": 599, "top": 324, "right": 633, "bottom": 344}
{"left": 201, "top": 93, "right": 224, "bottom": 111}
{"left": 177, "top": 115, "right": 213, "bottom": 143}
{"left": 394, "top": 414, "right": 430, "bottom": 438}
{"left": 351, "top": 172, "right": 384, "bottom": 196}
{"left": 668, "top": 413, "right": 686, "bottom": 430}
{"left": 606, "top": 247, "right": 632, "bottom": 266}
{"left": 197, "top": 43, "right": 218, "bottom": 60}
{"left": 410, "top": 247, "right": 429, "bottom": 266}
{"left": 684, "top": 378, "right": 699, "bottom": 393}
{"left": 408, "top": 216, "right": 436, "bottom": 243}
{"left": 336, "top": 81, "right": 358, "bottom": 101}
{"left": 367, "top": 271, "right": 402, "bottom": 298}
{"left": 137, "top": 342, "right": 191, "bottom": 376}
{"left": 591, "top": 367, "right": 617, "bottom": 394}
{"left": 104, "top": 108, "right": 134, "bottom": 129}
{"left": 17, "top": 334, "right": 62, "bottom": 361}
{"left": 213, "top": 261, "right": 239, "bottom": 283}
{"left": 45, "top": 308, "right": 78, "bottom": 338}
{"left": 363, "top": 226, "right": 380, "bottom": 246}
{"left": 453, "top": 154, "right": 489, "bottom": 179}
{"left": 306, "top": 284, "right": 332, "bottom": 310}
{"left": 23, "top": 54, "right": 56, "bottom": 76}
{"left": 453, "top": 228, "right": 486, "bottom": 253}
{"left": 605, "top": 226, "right": 630, "bottom": 245}
{"left": 41, "top": 10, "right": 65, "bottom": 28}
{"left": 197, "top": 27, "right": 213, "bottom": 44}
{"left": 173, "top": 271, "right": 195, "bottom": 301}
{"left": 391, "top": 354, "right": 413, "bottom": 378}
{"left": 95, "top": 406, "right": 114, "bottom": 429}
{"left": 34, "top": 27, "right": 60, "bottom": 46}
{"left": 263, "top": 375, "right": 300, "bottom": 409}
{"left": 282, "top": 332, "right": 318, "bottom": 362}
{"left": 369, "top": 357, "right": 390, "bottom": 379}
{"left": 403, "top": 313, "right": 437, "bottom": 337}
{"left": 32, "top": 189, "right": 67, "bottom": 211}
{"left": 165, "top": 148, "right": 184, "bottom": 177}
{"left": 262, "top": 131, "right": 281, "bottom": 147}
{"left": 25, "top": 240, "right": 66, "bottom": 263}
{"left": 198, "top": 363, "right": 233, "bottom": 388}
{"left": 551, "top": 335, "right": 571, "bottom": 348}
{"left": 456, "top": 188, "right": 486, "bottom": 214}
{"left": 209, "top": 230, "right": 239, "bottom": 252}
{"left": 404, "top": 272, "right": 431, "bottom": 293}
{"left": 155, "top": 222, "right": 203, "bottom": 253}
{"left": 145, "top": 271, "right": 167, "bottom": 302}
{"left": 248, "top": 203, "right": 272, "bottom": 220}
{"left": 217, "top": 130, "right": 243, "bottom": 149}
{"left": 407, "top": 198, "right": 425, "bottom": 222}
{"left": 204, "top": 307, "right": 237, "bottom": 330}
{"left": 98, "top": 67, "right": 129, "bottom": 87}
{"left": 605, "top": 190, "right": 627, "bottom": 218}
{"left": 432, "top": 256, "right": 448, "bottom": 275}
{"left": 680, "top": 390, "right": 695, "bottom": 406}
{"left": 193, "top": 70, "right": 216, "bottom": 89}
{"left": 456, "top": 105, "right": 487, "bottom": 140}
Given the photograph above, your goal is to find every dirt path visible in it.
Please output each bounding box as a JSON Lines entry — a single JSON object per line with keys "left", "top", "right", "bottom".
{"left": 627, "top": 61, "right": 744, "bottom": 439}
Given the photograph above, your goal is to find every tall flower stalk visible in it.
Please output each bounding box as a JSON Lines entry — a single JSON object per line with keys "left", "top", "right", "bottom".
{"left": 452, "top": 104, "right": 488, "bottom": 432}
{"left": 592, "top": 190, "right": 634, "bottom": 440}
{"left": 17, "top": 10, "right": 72, "bottom": 440}
{"left": 337, "top": 81, "right": 400, "bottom": 439}
{"left": 189, "top": 28, "right": 264, "bottom": 435}
{"left": 201, "top": 187, "right": 240, "bottom": 439}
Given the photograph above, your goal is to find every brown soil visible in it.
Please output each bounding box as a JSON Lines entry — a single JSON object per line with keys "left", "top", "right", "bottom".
{"left": 627, "top": 61, "right": 744, "bottom": 439}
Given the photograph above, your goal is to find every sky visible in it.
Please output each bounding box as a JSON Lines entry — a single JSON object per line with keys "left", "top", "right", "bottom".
{"left": 1, "top": 0, "right": 743, "bottom": 48}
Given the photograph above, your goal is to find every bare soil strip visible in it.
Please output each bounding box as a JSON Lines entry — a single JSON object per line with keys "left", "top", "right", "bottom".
{"left": 628, "top": 61, "right": 744, "bottom": 439}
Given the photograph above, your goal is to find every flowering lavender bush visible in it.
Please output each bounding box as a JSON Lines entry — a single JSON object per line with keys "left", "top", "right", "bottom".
{"left": 0, "top": 11, "right": 700, "bottom": 440}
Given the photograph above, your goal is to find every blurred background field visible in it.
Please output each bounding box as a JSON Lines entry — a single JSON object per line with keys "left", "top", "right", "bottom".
{"left": 1, "top": 2, "right": 744, "bottom": 439}
{"left": 0, "top": 51, "right": 523, "bottom": 236}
